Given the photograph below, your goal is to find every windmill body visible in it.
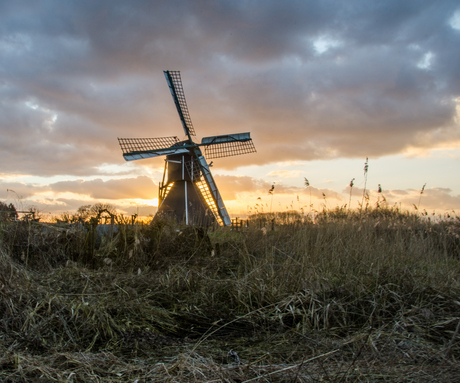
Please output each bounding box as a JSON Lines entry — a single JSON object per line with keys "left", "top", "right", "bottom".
{"left": 118, "top": 71, "right": 256, "bottom": 226}
{"left": 157, "top": 149, "right": 214, "bottom": 225}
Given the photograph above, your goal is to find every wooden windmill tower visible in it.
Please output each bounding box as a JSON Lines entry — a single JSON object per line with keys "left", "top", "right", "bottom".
{"left": 118, "top": 71, "right": 256, "bottom": 226}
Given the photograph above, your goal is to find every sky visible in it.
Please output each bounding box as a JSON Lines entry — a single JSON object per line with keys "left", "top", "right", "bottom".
{"left": 1, "top": 0, "right": 460, "bottom": 220}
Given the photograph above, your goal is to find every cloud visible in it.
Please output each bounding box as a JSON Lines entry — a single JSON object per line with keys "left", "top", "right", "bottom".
{"left": 0, "top": 181, "right": 47, "bottom": 200}
{"left": 341, "top": 185, "right": 460, "bottom": 211}
{"left": 49, "top": 176, "right": 156, "bottom": 199}
{"left": 0, "top": 0, "right": 459, "bottom": 190}
{"left": 215, "top": 174, "right": 342, "bottom": 201}
{"left": 2, "top": 172, "right": 460, "bottom": 217}
{"left": 267, "top": 170, "right": 303, "bottom": 178}
{"left": 214, "top": 175, "right": 270, "bottom": 200}
{"left": 384, "top": 187, "right": 460, "bottom": 211}
{"left": 0, "top": 176, "right": 156, "bottom": 206}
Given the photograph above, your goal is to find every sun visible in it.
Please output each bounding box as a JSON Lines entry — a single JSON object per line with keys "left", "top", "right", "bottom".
{"left": 145, "top": 198, "right": 159, "bottom": 207}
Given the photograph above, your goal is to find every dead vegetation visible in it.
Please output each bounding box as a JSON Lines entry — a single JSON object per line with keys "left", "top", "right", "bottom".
{"left": 1, "top": 209, "right": 460, "bottom": 382}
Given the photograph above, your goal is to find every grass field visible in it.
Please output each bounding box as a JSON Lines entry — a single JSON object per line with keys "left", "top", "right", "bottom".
{"left": 1, "top": 208, "right": 460, "bottom": 382}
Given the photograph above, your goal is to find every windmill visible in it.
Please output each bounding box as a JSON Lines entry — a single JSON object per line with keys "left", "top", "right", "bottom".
{"left": 118, "top": 71, "right": 256, "bottom": 226}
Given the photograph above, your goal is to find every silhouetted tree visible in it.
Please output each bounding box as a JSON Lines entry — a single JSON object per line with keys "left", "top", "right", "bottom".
{"left": 0, "top": 201, "right": 18, "bottom": 221}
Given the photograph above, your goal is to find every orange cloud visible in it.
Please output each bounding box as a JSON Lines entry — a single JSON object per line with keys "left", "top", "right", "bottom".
{"left": 49, "top": 176, "right": 156, "bottom": 200}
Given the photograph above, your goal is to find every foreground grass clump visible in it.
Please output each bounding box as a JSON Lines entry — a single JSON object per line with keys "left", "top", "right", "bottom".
{"left": 1, "top": 209, "right": 460, "bottom": 382}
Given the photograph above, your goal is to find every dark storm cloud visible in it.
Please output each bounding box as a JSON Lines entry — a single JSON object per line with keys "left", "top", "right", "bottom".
{"left": 1, "top": 0, "right": 459, "bottom": 177}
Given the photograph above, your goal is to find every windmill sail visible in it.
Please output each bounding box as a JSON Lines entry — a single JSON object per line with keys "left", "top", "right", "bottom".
{"left": 185, "top": 153, "right": 231, "bottom": 226}
{"left": 118, "top": 137, "right": 185, "bottom": 161}
{"left": 164, "top": 71, "right": 196, "bottom": 137}
{"left": 201, "top": 132, "right": 256, "bottom": 159}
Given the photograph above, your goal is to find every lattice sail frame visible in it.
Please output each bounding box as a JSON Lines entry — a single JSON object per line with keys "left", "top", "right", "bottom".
{"left": 195, "top": 178, "right": 224, "bottom": 225}
{"left": 118, "top": 137, "right": 186, "bottom": 161}
{"left": 118, "top": 137, "right": 179, "bottom": 153}
{"left": 185, "top": 157, "right": 228, "bottom": 226}
{"left": 164, "top": 71, "right": 196, "bottom": 137}
{"left": 201, "top": 132, "right": 256, "bottom": 159}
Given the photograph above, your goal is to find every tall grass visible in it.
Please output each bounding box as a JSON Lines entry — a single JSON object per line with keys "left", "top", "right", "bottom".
{"left": 1, "top": 208, "right": 459, "bottom": 381}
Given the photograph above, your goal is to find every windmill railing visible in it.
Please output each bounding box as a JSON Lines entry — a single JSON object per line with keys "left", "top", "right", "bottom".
{"left": 231, "top": 217, "right": 249, "bottom": 231}
{"left": 158, "top": 182, "right": 174, "bottom": 207}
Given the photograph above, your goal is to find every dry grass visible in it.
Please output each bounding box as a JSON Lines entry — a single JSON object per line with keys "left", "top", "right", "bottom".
{"left": 1, "top": 209, "right": 460, "bottom": 382}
